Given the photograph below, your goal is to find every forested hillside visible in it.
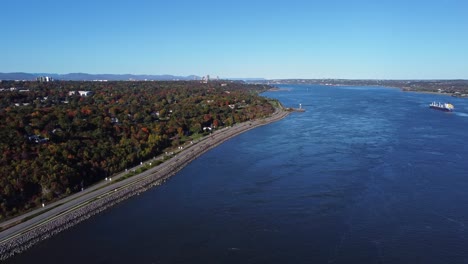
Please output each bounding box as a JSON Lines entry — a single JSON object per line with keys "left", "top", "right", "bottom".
{"left": 0, "top": 81, "right": 275, "bottom": 219}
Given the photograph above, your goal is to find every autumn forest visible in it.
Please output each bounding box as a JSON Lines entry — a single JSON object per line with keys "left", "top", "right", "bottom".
{"left": 0, "top": 80, "right": 276, "bottom": 219}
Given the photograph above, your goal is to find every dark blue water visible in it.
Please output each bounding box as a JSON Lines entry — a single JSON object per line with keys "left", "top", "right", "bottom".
{"left": 8, "top": 85, "right": 468, "bottom": 264}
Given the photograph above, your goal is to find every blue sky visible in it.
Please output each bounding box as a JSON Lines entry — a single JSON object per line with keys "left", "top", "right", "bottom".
{"left": 1, "top": 0, "right": 467, "bottom": 79}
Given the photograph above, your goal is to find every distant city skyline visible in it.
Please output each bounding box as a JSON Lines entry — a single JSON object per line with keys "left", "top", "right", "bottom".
{"left": 1, "top": 0, "right": 467, "bottom": 79}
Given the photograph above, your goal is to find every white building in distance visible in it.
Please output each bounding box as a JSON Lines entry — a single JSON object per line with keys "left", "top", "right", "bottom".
{"left": 37, "top": 76, "right": 53, "bottom": 82}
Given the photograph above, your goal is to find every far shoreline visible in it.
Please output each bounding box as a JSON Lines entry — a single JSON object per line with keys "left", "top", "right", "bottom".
{"left": 270, "top": 82, "right": 468, "bottom": 99}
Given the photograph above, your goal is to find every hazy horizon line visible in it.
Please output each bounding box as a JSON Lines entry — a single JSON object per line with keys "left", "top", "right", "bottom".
{"left": 1, "top": 72, "right": 467, "bottom": 81}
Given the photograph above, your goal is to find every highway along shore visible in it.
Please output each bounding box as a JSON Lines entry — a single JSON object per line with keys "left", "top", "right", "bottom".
{"left": 0, "top": 107, "right": 290, "bottom": 261}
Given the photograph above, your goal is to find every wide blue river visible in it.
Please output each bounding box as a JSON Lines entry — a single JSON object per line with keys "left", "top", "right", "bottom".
{"left": 8, "top": 85, "right": 468, "bottom": 263}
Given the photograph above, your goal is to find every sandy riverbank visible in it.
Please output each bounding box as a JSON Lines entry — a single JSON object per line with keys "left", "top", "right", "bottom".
{"left": 0, "top": 108, "right": 290, "bottom": 261}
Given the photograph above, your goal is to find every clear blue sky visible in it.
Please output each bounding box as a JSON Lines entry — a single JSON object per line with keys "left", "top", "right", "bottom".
{"left": 1, "top": 0, "right": 467, "bottom": 79}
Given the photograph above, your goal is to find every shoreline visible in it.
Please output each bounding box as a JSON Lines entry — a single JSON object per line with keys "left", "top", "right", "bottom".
{"left": 401, "top": 89, "right": 463, "bottom": 98}
{"left": 271, "top": 83, "right": 468, "bottom": 99}
{"left": 0, "top": 107, "right": 290, "bottom": 261}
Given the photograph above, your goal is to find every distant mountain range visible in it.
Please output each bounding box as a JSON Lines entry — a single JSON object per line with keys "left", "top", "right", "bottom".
{"left": 0, "top": 72, "right": 201, "bottom": 81}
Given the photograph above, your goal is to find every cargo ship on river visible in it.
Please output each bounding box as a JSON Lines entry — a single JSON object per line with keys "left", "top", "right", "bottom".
{"left": 429, "top": 102, "right": 454, "bottom": 112}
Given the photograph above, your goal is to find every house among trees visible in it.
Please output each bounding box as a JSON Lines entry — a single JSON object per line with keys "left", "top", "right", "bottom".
{"left": 78, "top": 91, "right": 93, "bottom": 96}
{"left": 28, "top": 135, "right": 49, "bottom": 144}
{"left": 69, "top": 90, "right": 93, "bottom": 96}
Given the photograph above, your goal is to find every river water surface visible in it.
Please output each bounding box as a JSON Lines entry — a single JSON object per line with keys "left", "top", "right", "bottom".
{"left": 8, "top": 85, "right": 468, "bottom": 263}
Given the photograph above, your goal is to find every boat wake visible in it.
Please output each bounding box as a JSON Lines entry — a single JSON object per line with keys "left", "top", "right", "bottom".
{"left": 454, "top": 112, "right": 468, "bottom": 117}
